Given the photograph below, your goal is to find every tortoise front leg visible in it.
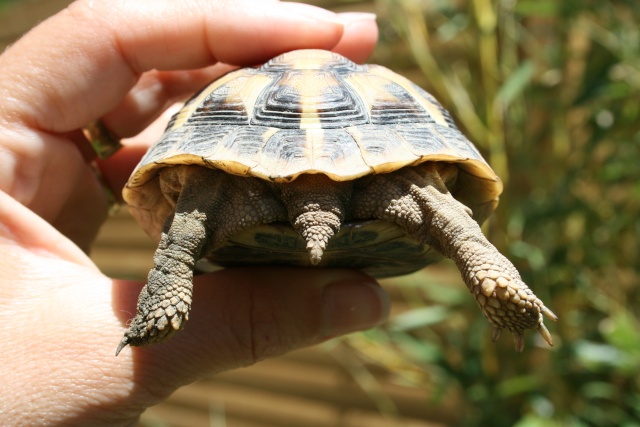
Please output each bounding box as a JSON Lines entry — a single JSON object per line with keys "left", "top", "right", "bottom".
{"left": 354, "top": 162, "right": 557, "bottom": 351}
{"left": 117, "top": 166, "right": 286, "bottom": 355}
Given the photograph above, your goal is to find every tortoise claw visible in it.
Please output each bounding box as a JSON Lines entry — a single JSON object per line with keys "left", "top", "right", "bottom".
{"left": 491, "top": 326, "right": 502, "bottom": 343}
{"left": 513, "top": 332, "right": 525, "bottom": 353}
{"left": 537, "top": 323, "right": 554, "bottom": 347}
{"left": 542, "top": 305, "right": 558, "bottom": 322}
{"left": 115, "top": 337, "right": 130, "bottom": 357}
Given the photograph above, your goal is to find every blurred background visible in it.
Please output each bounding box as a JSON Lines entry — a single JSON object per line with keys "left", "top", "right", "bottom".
{"left": 2, "top": 0, "right": 639, "bottom": 425}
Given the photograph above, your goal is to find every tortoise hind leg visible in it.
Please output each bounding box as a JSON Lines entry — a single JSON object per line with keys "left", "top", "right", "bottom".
{"left": 117, "top": 166, "right": 286, "bottom": 355}
{"left": 116, "top": 209, "right": 206, "bottom": 355}
{"left": 353, "top": 162, "right": 557, "bottom": 351}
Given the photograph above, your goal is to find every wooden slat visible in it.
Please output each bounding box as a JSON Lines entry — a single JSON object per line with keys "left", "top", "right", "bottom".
{"left": 91, "top": 210, "right": 155, "bottom": 279}
{"left": 207, "top": 352, "right": 449, "bottom": 420}
{"left": 141, "top": 348, "right": 448, "bottom": 427}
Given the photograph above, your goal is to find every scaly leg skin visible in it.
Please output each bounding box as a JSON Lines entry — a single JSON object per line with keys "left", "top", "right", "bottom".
{"left": 116, "top": 210, "right": 206, "bottom": 355}
{"left": 116, "top": 166, "right": 286, "bottom": 355}
{"left": 354, "top": 162, "right": 557, "bottom": 351}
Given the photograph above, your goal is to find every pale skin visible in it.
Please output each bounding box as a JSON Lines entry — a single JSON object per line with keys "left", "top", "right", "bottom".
{"left": 0, "top": 1, "right": 388, "bottom": 426}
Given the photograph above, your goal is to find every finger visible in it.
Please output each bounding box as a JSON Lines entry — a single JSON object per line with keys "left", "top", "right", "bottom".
{"left": 332, "top": 13, "right": 380, "bottom": 63}
{"left": 101, "top": 64, "right": 238, "bottom": 139}
{"left": 112, "top": 268, "right": 390, "bottom": 397}
{"left": 97, "top": 12, "right": 378, "bottom": 196}
{"left": 97, "top": 106, "right": 179, "bottom": 203}
{"left": 100, "top": 13, "right": 378, "bottom": 140}
{"left": 0, "top": 190, "right": 97, "bottom": 268}
{"left": 2, "top": 263, "right": 389, "bottom": 424}
{"left": 0, "top": 152, "right": 390, "bottom": 419}
{"left": 0, "top": 0, "right": 372, "bottom": 213}
{"left": 0, "top": 0, "right": 350, "bottom": 134}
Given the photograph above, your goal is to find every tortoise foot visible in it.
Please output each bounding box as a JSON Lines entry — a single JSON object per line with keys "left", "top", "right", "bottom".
{"left": 116, "top": 294, "right": 189, "bottom": 356}
{"left": 116, "top": 278, "right": 191, "bottom": 356}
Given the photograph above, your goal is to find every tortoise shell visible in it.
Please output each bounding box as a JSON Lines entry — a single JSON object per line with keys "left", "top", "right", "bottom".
{"left": 124, "top": 49, "right": 502, "bottom": 277}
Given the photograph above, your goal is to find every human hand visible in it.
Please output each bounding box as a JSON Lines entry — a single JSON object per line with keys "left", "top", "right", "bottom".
{"left": 0, "top": 1, "right": 389, "bottom": 425}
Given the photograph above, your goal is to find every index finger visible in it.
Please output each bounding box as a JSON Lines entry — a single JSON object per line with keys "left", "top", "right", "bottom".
{"left": 0, "top": 0, "right": 354, "bottom": 134}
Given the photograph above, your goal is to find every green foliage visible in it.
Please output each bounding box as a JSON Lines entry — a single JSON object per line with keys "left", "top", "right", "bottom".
{"left": 341, "top": 0, "right": 640, "bottom": 425}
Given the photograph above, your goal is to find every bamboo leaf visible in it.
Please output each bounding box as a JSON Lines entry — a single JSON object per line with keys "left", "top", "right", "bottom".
{"left": 514, "top": 0, "right": 560, "bottom": 18}
{"left": 388, "top": 306, "right": 450, "bottom": 331}
{"left": 494, "top": 60, "right": 535, "bottom": 111}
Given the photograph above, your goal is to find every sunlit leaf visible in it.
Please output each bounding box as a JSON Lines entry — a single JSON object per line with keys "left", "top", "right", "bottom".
{"left": 388, "top": 306, "right": 451, "bottom": 331}
{"left": 495, "top": 60, "right": 535, "bottom": 110}
{"left": 514, "top": 0, "right": 560, "bottom": 17}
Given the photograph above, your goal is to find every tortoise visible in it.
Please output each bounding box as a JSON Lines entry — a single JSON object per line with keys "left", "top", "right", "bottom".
{"left": 117, "top": 49, "right": 556, "bottom": 356}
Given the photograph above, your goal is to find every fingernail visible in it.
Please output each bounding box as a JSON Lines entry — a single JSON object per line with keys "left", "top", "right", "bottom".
{"left": 321, "top": 280, "right": 390, "bottom": 338}
{"left": 282, "top": 2, "right": 343, "bottom": 24}
{"left": 338, "top": 12, "right": 378, "bottom": 26}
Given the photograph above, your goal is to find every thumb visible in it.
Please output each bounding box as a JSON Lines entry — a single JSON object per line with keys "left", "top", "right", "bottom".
{"left": 113, "top": 267, "right": 390, "bottom": 392}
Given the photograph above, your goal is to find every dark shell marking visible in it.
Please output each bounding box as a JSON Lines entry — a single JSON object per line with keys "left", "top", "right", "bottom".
{"left": 125, "top": 50, "right": 502, "bottom": 242}
{"left": 128, "top": 50, "right": 497, "bottom": 185}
